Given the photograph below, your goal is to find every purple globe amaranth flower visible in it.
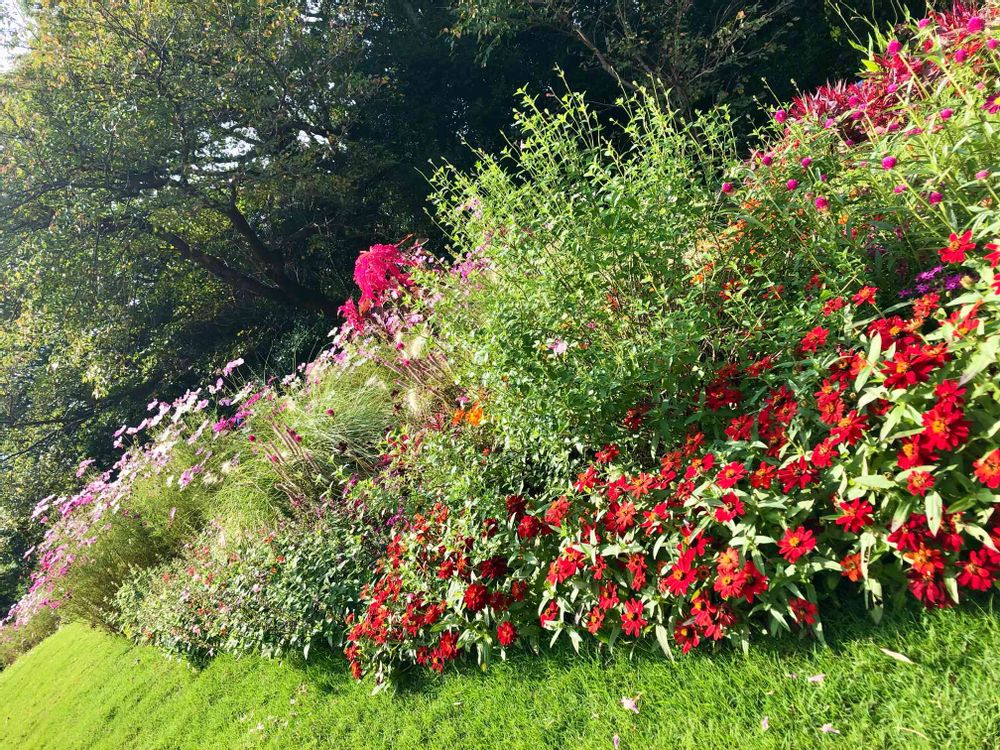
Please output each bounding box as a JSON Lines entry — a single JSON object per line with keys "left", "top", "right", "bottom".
{"left": 989, "top": 39, "right": 999, "bottom": 50}
{"left": 945, "top": 275, "right": 964, "bottom": 291}
{"left": 955, "top": 48, "right": 968, "bottom": 63}
{"left": 882, "top": 156, "right": 897, "bottom": 170}
{"left": 968, "top": 16, "right": 985, "bottom": 33}
{"left": 761, "top": 154, "right": 773, "bottom": 167}
{"left": 929, "top": 190, "right": 944, "bottom": 205}
{"left": 786, "top": 179, "right": 798, "bottom": 191}
{"left": 721, "top": 181, "right": 734, "bottom": 194}
{"left": 814, "top": 196, "right": 829, "bottom": 210}
{"left": 976, "top": 169, "right": 990, "bottom": 180}
{"left": 886, "top": 39, "right": 902, "bottom": 56}
{"left": 894, "top": 184, "right": 907, "bottom": 194}
{"left": 774, "top": 109, "right": 787, "bottom": 124}
{"left": 940, "top": 107, "right": 953, "bottom": 120}
{"left": 800, "top": 156, "right": 813, "bottom": 167}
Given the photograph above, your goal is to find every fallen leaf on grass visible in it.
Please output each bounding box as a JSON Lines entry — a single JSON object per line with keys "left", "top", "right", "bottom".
{"left": 880, "top": 648, "right": 916, "bottom": 665}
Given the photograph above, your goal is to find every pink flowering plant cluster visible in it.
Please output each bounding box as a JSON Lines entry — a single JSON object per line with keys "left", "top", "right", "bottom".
{"left": 4, "top": 2, "right": 1000, "bottom": 689}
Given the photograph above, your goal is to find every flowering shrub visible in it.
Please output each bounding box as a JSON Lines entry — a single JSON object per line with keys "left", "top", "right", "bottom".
{"left": 341, "top": 3, "right": 1000, "bottom": 684}
{"left": 345, "top": 231, "right": 1000, "bottom": 685}
{"left": 114, "top": 507, "right": 385, "bottom": 660}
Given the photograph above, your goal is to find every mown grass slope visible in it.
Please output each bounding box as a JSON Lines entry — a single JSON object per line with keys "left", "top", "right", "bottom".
{"left": 2, "top": 602, "right": 998, "bottom": 750}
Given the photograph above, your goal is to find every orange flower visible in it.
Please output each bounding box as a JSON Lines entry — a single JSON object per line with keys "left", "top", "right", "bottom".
{"left": 466, "top": 402, "right": 484, "bottom": 426}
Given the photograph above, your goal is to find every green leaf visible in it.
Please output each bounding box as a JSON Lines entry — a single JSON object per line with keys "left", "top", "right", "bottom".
{"left": 853, "top": 474, "right": 895, "bottom": 490}
{"left": 925, "top": 492, "right": 943, "bottom": 536}
{"left": 654, "top": 624, "right": 674, "bottom": 660}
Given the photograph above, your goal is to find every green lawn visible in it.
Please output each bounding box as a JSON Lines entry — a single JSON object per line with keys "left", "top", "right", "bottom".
{"left": 1, "top": 602, "right": 999, "bottom": 750}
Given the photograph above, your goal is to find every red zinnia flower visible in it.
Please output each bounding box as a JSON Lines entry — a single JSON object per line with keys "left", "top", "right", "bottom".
{"left": 463, "top": 583, "right": 489, "bottom": 613}
{"left": 661, "top": 554, "right": 698, "bottom": 597}
{"left": 777, "top": 457, "right": 818, "bottom": 493}
{"left": 584, "top": 606, "right": 605, "bottom": 634}
{"left": 621, "top": 598, "right": 648, "bottom": 637}
{"left": 789, "top": 596, "right": 818, "bottom": 626}
{"left": 896, "top": 435, "right": 938, "bottom": 470}
{"left": 831, "top": 410, "right": 869, "bottom": 446}
{"left": 840, "top": 553, "right": 863, "bottom": 582}
{"left": 822, "top": 296, "right": 846, "bottom": 316}
{"left": 906, "top": 470, "right": 935, "bottom": 497}
{"left": 539, "top": 601, "right": 560, "bottom": 628}
{"left": 957, "top": 549, "right": 999, "bottom": 591}
{"left": 496, "top": 620, "right": 517, "bottom": 647}
{"left": 715, "top": 461, "right": 747, "bottom": 489}
{"left": 750, "top": 462, "right": 778, "bottom": 490}
{"left": 852, "top": 286, "right": 878, "bottom": 306}
{"left": 798, "top": 326, "right": 830, "bottom": 354}
{"left": 973, "top": 449, "right": 1000, "bottom": 489}
{"left": 835, "top": 498, "right": 873, "bottom": 534}
{"left": 595, "top": 444, "right": 620, "bottom": 463}
{"left": 920, "top": 402, "right": 971, "bottom": 452}
{"left": 674, "top": 623, "right": 701, "bottom": 653}
{"left": 939, "top": 230, "right": 975, "bottom": 264}
{"left": 778, "top": 526, "right": 817, "bottom": 563}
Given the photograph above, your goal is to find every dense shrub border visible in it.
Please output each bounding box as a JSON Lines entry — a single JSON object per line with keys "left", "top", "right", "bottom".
{"left": 345, "top": 247, "right": 1000, "bottom": 683}
{"left": 4, "top": 2, "right": 1000, "bottom": 690}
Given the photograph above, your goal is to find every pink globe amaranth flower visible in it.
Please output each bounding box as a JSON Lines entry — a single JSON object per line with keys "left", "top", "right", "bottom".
{"left": 894, "top": 185, "right": 907, "bottom": 194}
{"left": 954, "top": 48, "right": 968, "bottom": 63}
{"left": 761, "top": 154, "right": 773, "bottom": 167}
{"left": 968, "top": 17, "right": 985, "bottom": 34}
{"left": 774, "top": 109, "right": 787, "bottom": 124}
{"left": 721, "top": 181, "right": 734, "bottom": 194}
{"left": 800, "top": 156, "right": 812, "bottom": 167}
{"left": 786, "top": 179, "right": 798, "bottom": 191}
{"left": 886, "top": 39, "right": 902, "bottom": 56}
{"left": 929, "top": 190, "right": 944, "bottom": 204}
{"left": 988, "top": 39, "right": 999, "bottom": 50}
{"left": 918, "top": 18, "right": 931, "bottom": 29}
{"left": 824, "top": 117, "right": 836, "bottom": 129}
{"left": 976, "top": 169, "right": 990, "bottom": 180}
{"left": 814, "top": 196, "right": 829, "bottom": 210}
{"left": 940, "top": 108, "right": 953, "bottom": 120}
{"left": 882, "top": 156, "right": 897, "bottom": 170}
